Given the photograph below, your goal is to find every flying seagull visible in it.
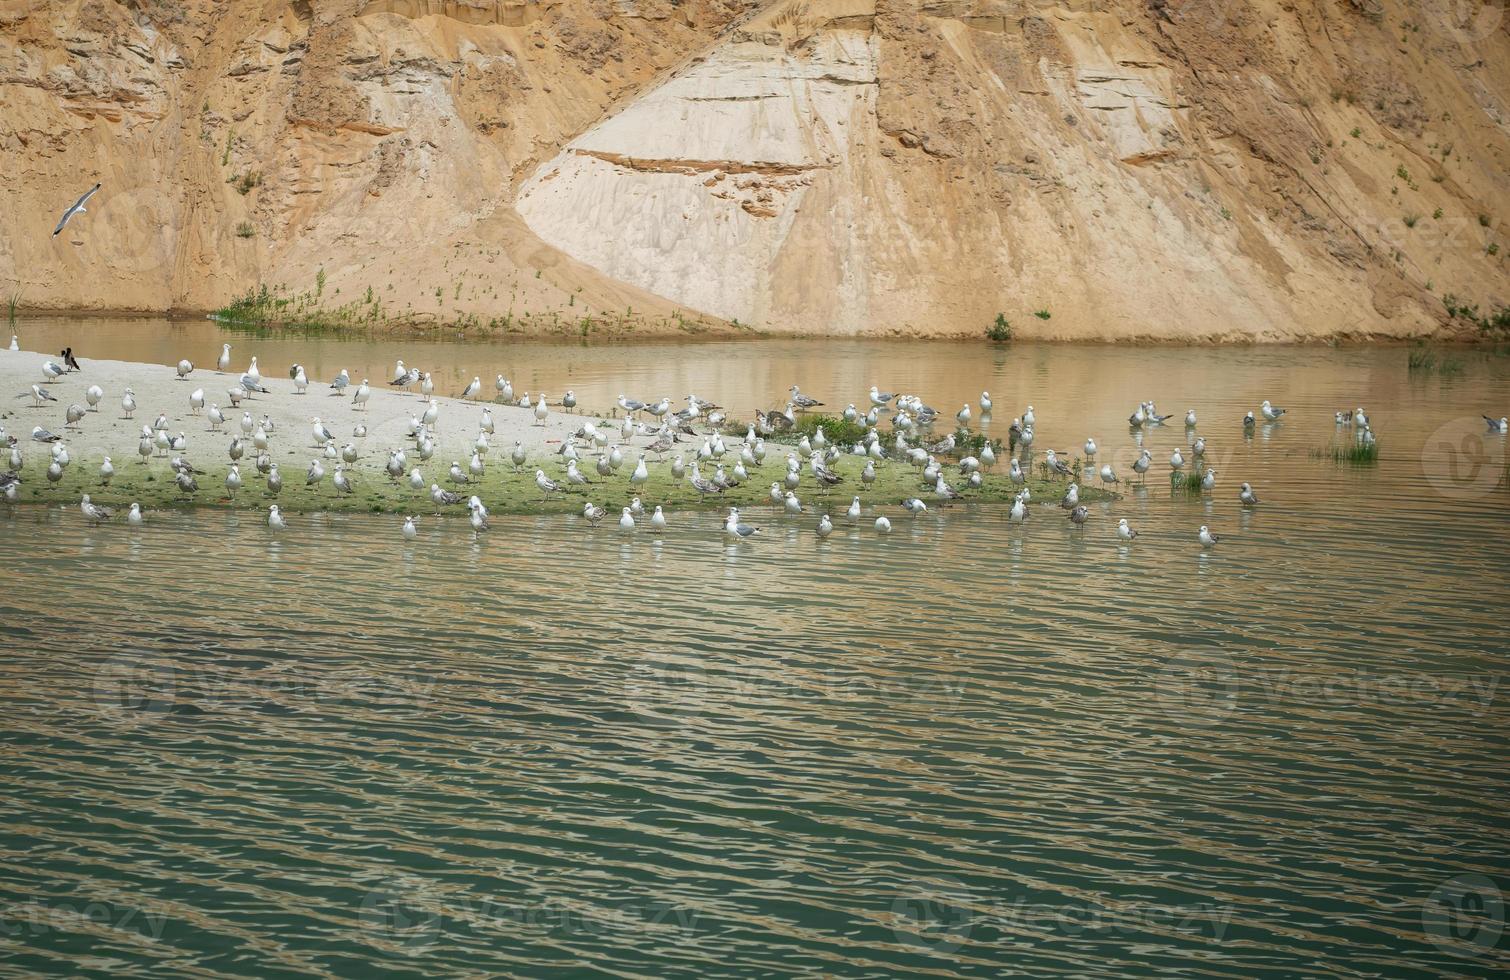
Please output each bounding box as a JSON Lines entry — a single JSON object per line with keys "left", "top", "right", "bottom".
{"left": 53, "top": 183, "right": 101, "bottom": 237}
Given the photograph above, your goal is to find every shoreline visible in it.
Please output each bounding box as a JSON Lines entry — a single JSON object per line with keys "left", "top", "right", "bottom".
{"left": 6, "top": 309, "right": 1497, "bottom": 347}
{"left": 1, "top": 348, "right": 1103, "bottom": 520}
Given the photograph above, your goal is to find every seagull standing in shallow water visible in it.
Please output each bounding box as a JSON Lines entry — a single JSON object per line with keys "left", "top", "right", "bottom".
{"left": 1199, "top": 525, "right": 1220, "bottom": 548}
{"left": 724, "top": 508, "right": 760, "bottom": 539}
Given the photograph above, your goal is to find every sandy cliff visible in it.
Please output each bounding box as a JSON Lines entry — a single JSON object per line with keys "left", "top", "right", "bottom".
{"left": 1, "top": 0, "right": 1507, "bottom": 339}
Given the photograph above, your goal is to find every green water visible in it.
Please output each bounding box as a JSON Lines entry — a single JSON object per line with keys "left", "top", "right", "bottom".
{"left": 1, "top": 324, "right": 1507, "bottom": 976}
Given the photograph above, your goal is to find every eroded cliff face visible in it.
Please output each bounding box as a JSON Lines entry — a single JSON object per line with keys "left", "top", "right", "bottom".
{"left": 2, "top": 0, "right": 1507, "bottom": 339}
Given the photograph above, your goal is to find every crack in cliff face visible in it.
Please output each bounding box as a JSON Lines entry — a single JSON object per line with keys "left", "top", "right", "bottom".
{"left": 572, "top": 147, "right": 825, "bottom": 176}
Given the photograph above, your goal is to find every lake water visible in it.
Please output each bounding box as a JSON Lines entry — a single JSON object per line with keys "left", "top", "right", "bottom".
{"left": 2, "top": 318, "right": 1508, "bottom": 976}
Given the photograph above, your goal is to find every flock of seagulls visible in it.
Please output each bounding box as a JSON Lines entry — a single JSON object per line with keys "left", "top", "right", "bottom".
{"left": 8, "top": 331, "right": 1491, "bottom": 553}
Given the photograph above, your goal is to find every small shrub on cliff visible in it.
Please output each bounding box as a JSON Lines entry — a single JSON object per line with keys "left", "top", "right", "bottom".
{"left": 987, "top": 313, "right": 1012, "bottom": 342}
{"left": 235, "top": 221, "right": 254, "bottom": 238}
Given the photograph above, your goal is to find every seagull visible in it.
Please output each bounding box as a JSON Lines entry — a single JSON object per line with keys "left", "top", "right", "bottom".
{"left": 306, "top": 459, "right": 326, "bottom": 486}
{"left": 267, "top": 505, "right": 287, "bottom": 531}
{"left": 99, "top": 456, "right": 114, "bottom": 484}
{"left": 1098, "top": 463, "right": 1119, "bottom": 485}
{"left": 868, "top": 386, "right": 895, "bottom": 408}
{"left": 874, "top": 515, "right": 892, "bottom": 533}
{"left": 430, "top": 484, "right": 464, "bottom": 512}
{"left": 79, "top": 494, "right": 112, "bottom": 524}
{"left": 265, "top": 463, "right": 282, "bottom": 495}
{"left": 1198, "top": 525, "right": 1220, "bottom": 548}
{"left": 176, "top": 359, "right": 193, "bottom": 380}
{"left": 1185, "top": 409, "right": 1197, "bottom": 427}
{"left": 1484, "top": 416, "right": 1508, "bottom": 433}
{"left": 1201, "top": 468, "right": 1217, "bottom": 491}
{"left": 789, "top": 386, "right": 823, "bottom": 410}
{"left": 1116, "top": 518, "right": 1138, "bottom": 541}
{"left": 352, "top": 379, "right": 371, "bottom": 410}
{"left": 1059, "top": 482, "right": 1079, "bottom": 509}
{"left": 1067, "top": 504, "right": 1089, "bottom": 529}
{"left": 535, "top": 469, "right": 561, "bottom": 497}
{"left": 31, "top": 426, "right": 61, "bottom": 443}
{"left": 1170, "top": 448, "right": 1185, "bottom": 473}
{"left": 816, "top": 513, "right": 834, "bottom": 538}
{"left": 175, "top": 470, "right": 199, "bottom": 496}
{"left": 650, "top": 505, "right": 667, "bottom": 532}
{"left": 1009, "top": 494, "right": 1028, "bottom": 524}
{"left": 225, "top": 465, "right": 242, "bottom": 495}
{"left": 957, "top": 403, "right": 971, "bottom": 426}
{"left": 1083, "top": 437, "right": 1097, "bottom": 460}
{"left": 310, "top": 417, "right": 334, "bottom": 447}
{"left": 1045, "top": 450, "right": 1072, "bottom": 477}
{"left": 402, "top": 516, "right": 418, "bottom": 540}
{"left": 53, "top": 182, "right": 101, "bottom": 236}
{"left": 292, "top": 364, "right": 309, "bottom": 394}
{"left": 901, "top": 497, "right": 928, "bottom": 514}
{"left": 1260, "top": 400, "right": 1285, "bottom": 421}
{"left": 496, "top": 375, "right": 512, "bottom": 401}
{"left": 217, "top": 344, "right": 232, "bottom": 371}
{"left": 1243, "top": 411, "right": 1256, "bottom": 429}
{"left": 239, "top": 372, "right": 269, "bottom": 395}
{"left": 64, "top": 403, "right": 85, "bottom": 429}
{"left": 24, "top": 384, "right": 57, "bottom": 406}
{"left": 618, "top": 507, "right": 635, "bottom": 532}
{"left": 468, "top": 501, "right": 490, "bottom": 537}
{"left": 127, "top": 503, "right": 143, "bottom": 526}
{"left": 724, "top": 508, "right": 761, "bottom": 539}
{"left": 458, "top": 376, "right": 482, "bottom": 400}
{"left": 41, "top": 360, "right": 67, "bottom": 383}
{"left": 1240, "top": 482, "right": 1259, "bottom": 505}
{"left": 980, "top": 391, "right": 992, "bottom": 414}
{"left": 534, "top": 394, "right": 549, "bottom": 427}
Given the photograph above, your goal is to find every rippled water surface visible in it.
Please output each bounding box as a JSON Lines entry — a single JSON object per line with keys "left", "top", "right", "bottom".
{"left": 2, "top": 319, "right": 1508, "bottom": 976}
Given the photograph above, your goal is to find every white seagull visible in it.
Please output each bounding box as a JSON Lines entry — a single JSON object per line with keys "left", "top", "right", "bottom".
{"left": 53, "top": 183, "right": 101, "bottom": 237}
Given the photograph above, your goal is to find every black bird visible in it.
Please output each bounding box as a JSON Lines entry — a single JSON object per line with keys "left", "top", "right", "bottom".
{"left": 61, "top": 348, "right": 82, "bottom": 371}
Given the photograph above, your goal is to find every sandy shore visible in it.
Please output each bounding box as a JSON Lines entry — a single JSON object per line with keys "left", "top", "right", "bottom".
{"left": 1, "top": 345, "right": 1093, "bottom": 520}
